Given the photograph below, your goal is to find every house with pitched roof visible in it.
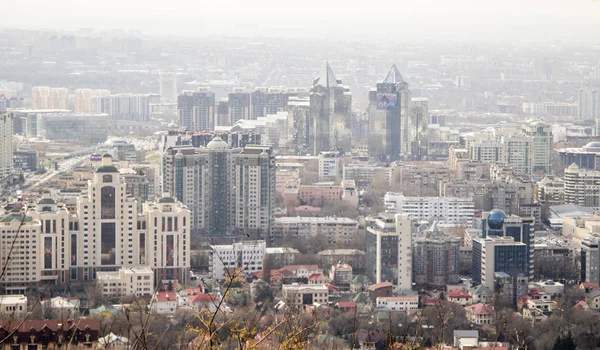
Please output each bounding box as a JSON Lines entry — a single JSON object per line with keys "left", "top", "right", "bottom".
{"left": 448, "top": 289, "right": 473, "bottom": 306}
{"left": 465, "top": 303, "right": 495, "bottom": 325}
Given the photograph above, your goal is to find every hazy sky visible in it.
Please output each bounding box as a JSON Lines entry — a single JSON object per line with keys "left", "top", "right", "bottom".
{"left": 4, "top": 0, "right": 600, "bottom": 41}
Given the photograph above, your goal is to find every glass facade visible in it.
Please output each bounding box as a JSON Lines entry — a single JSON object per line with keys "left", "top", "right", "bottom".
{"left": 101, "top": 223, "right": 116, "bottom": 265}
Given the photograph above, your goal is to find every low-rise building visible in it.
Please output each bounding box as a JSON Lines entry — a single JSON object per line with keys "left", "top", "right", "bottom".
{"left": 279, "top": 265, "right": 321, "bottom": 279}
{"left": 150, "top": 291, "right": 178, "bottom": 314}
{"left": 367, "top": 282, "right": 393, "bottom": 299}
{"left": 585, "top": 290, "right": 600, "bottom": 309}
{"left": 464, "top": 303, "right": 495, "bottom": 325}
{"left": 0, "top": 319, "right": 100, "bottom": 349}
{"left": 282, "top": 283, "right": 329, "bottom": 309}
{"left": 273, "top": 216, "right": 359, "bottom": 245}
{"left": 0, "top": 295, "right": 27, "bottom": 316}
{"left": 376, "top": 296, "right": 419, "bottom": 312}
{"left": 317, "top": 249, "right": 366, "bottom": 270}
{"left": 209, "top": 241, "right": 266, "bottom": 280}
{"left": 531, "top": 280, "right": 565, "bottom": 296}
{"left": 343, "top": 163, "right": 391, "bottom": 187}
{"left": 447, "top": 289, "right": 473, "bottom": 306}
{"left": 96, "top": 266, "right": 154, "bottom": 299}
{"left": 265, "top": 247, "right": 300, "bottom": 267}
{"left": 330, "top": 263, "right": 353, "bottom": 284}
{"left": 308, "top": 273, "right": 329, "bottom": 285}
{"left": 41, "top": 297, "right": 80, "bottom": 319}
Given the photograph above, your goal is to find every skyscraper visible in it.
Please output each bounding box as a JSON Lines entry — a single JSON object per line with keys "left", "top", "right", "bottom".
{"left": 162, "top": 137, "right": 276, "bottom": 240}
{"left": 578, "top": 88, "right": 600, "bottom": 121}
{"left": 309, "top": 62, "right": 352, "bottom": 154}
{"left": 368, "top": 64, "right": 411, "bottom": 161}
{"left": 410, "top": 97, "right": 428, "bottom": 157}
{"left": 250, "top": 88, "right": 267, "bottom": 120}
{"left": 522, "top": 119, "right": 552, "bottom": 173}
{"left": 31, "top": 86, "right": 69, "bottom": 110}
{"left": 74, "top": 89, "right": 110, "bottom": 114}
{"left": 229, "top": 89, "right": 250, "bottom": 124}
{"left": 366, "top": 213, "right": 412, "bottom": 289}
{"left": 178, "top": 88, "right": 216, "bottom": 130}
{"left": 159, "top": 73, "right": 178, "bottom": 104}
{"left": 0, "top": 113, "right": 13, "bottom": 183}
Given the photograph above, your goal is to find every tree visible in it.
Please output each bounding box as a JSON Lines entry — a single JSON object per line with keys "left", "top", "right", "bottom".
{"left": 552, "top": 332, "right": 577, "bottom": 350}
{"left": 251, "top": 280, "right": 273, "bottom": 304}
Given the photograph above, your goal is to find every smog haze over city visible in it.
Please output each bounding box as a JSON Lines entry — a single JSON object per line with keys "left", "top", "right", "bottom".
{"left": 4, "top": 0, "right": 600, "bottom": 41}
{"left": 2, "top": 1, "right": 600, "bottom": 349}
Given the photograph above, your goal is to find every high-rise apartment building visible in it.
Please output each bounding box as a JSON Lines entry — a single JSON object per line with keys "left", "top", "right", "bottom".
{"left": 31, "top": 86, "right": 69, "bottom": 110}
{"left": 581, "top": 239, "right": 600, "bottom": 284}
{"left": 250, "top": 88, "right": 267, "bottom": 120}
{"left": 159, "top": 73, "right": 178, "bottom": 104}
{"left": 0, "top": 114, "right": 13, "bottom": 183}
{"left": 77, "top": 155, "right": 190, "bottom": 282}
{"left": 95, "top": 94, "right": 151, "bottom": 121}
{"left": 249, "top": 88, "right": 292, "bottom": 119}
{"left": 318, "top": 151, "right": 340, "bottom": 182}
{"left": 162, "top": 137, "right": 275, "bottom": 240}
{"left": 228, "top": 89, "right": 250, "bottom": 124}
{"left": 472, "top": 235, "right": 528, "bottom": 290}
{"left": 178, "top": 88, "right": 215, "bottom": 130}
{"left": 368, "top": 64, "right": 411, "bottom": 160}
{"left": 522, "top": 119, "right": 552, "bottom": 173}
{"left": 413, "top": 228, "right": 461, "bottom": 287}
{"left": 384, "top": 193, "right": 475, "bottom": 226}
{"left": 468, "top": 132, "right": 535, "bottom": 176}
{"left": 578, "top": 88, "right": 600, "bottom": 121}
{"left": 366, "top": 213, "right": 412, "bottom": 290}
{"left": 309, "top": 62, "right": 352, "bottom": 154}
{"left": 564, "top": 163, "right": 600, "bottom": 208}
{"left": 0, "top": 157, "right": 191, "bottom": 293}
{"left": 216, "top": 98, "right": 229, "bottom": 126}
{"left": 74, "top": 89, "right": 110, "bottom": 114}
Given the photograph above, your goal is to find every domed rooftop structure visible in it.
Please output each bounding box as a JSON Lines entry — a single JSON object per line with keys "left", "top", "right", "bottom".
{"left": 206, "top": 136, "right": 228, "bottom": 150}
{"left": 487, "top": 209, "right": 506, "bottom": 230}
{"left": 583, "top": 142, "right": 600, "bottom": 152}
{"left": 158, "top": 197, "right": 176, "bottom": 203}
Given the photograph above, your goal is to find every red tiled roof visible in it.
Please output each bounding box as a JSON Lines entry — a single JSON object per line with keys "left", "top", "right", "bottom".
{"left": 308, "top": 273, "right": 326, "bottom": 281}
{"left": 448, "top": 289, "right": 472, "bottom": 299}
{"left": 465, "top": 303, "right": 495, "bottom": 315}
{"left": 581, "top": 282, "right": 600, "bottom": 289}
{"left": 0, "top": 319, "right": 100, "bottom": 332}
{"left": 422, "top": 298, "right": 442, "bottom": 306}
{"left": 574, "top": 300, "right": 589, "bottom": 309}
{"left": 337, "top": 301, "right": 357, "bottom": 309}
{"left": 368, "top": 282, "right": 393, "bottom": 291}
{"left": 326, "top": 283, "right": 339, "bottom": 292}
{"left": 191, "top": 293, "right": 218, "bottom": 304}
{"left": 529, "top": 288, "right": 547, "bottom": 296}
{"left": 154, "top": 291, "right": 176, "bottom": 302}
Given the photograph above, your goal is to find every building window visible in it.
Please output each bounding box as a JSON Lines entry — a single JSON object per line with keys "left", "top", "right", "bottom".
{"left": 101, "top": 186, "right": 116, "bottom": 219}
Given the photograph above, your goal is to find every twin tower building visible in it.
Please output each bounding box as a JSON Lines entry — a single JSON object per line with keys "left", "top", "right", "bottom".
{"left": 178, "top": 63, "right": 419, "bottom": 161}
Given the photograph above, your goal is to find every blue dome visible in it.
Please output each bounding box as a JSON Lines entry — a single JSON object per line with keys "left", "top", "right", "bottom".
{"left": 487, "top": 209, "right": 506, "bottom": 230}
